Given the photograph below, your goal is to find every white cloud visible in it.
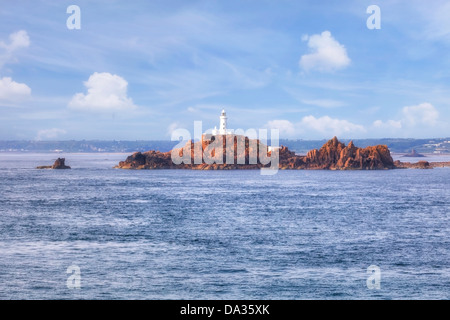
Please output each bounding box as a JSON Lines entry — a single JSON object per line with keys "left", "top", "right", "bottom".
{"left": 0, "top": 31, "right": 31, "bottom": 104}
{"left": 371, "top": 103, "right": 439, "bottom": 137}
{"left": 0, "top": 30, "right": 30, "bottom": 68}
{"left": 68, "top": 72, "right": 137, "bottom": 112}
{"left": 167, "top": 122, "right": 180, "bottom": 136}
{"left": 299, "top": 31, "right": 350, "bottom": 72}
{"left": 266, "top": 120, "right": 296, "bottom": 136}
{"left": 265, "top": 115, "right": 365, "bottom": 138}
{"left": 302, "top": 99, "right": 346, "bottom": 108}
{"left": 402, "top": 102, "right": 438, "bottom": 126}
{"left": 373, "top": 119, "right": 402, "bottom": 129}
{"left": 0, "top": 77, "right": 31, "bottom": 102}
{"left": 6, "top": 30, "right": 30, "bottom": 51}
{"left": 300, "top": 115, "right": 365, "bottom": 136}
{"left": 36, "top": 128, "right": 67, "bottom": 140}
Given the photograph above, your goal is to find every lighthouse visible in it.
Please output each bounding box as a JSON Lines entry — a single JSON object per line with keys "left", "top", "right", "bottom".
{"left": 220, "top": 109, "right": 227, "bottom": 133}
{"left": 212, "top": 109, "right": 232, "bottom": 135}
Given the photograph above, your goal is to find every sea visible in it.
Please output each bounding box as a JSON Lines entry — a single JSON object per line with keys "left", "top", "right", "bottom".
{"left": 0, "top": 153, "right": 449, "bottom": 300}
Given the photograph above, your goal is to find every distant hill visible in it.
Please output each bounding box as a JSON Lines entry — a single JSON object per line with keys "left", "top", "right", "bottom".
{"left": 0, "top": 138, "right": 449, "bottom": 154}
{"left": 0, "top": 140, "right": 179, "bottom": 153}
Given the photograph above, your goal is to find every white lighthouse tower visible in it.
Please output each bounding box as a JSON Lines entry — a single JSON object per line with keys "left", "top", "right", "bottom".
{"left": 219, "top": 109, "right": 227, "bottom": 133}
{"left": 212, "top": 109, "right": 232, "bottom": 135}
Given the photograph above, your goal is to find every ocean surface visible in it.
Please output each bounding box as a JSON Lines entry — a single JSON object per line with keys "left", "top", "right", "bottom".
{"left": 0, "top": 153, "right": 449, "bottom": 300}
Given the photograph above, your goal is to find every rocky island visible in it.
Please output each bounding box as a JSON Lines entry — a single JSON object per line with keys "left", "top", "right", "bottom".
{"left": 116, "top": 136, "right": 401, "bottom": 170}
{"left": 36, "top": 158, "right": 71, "bottom": 169}
{"left": 115, "top": 135, "right": 450, "bottom": 170}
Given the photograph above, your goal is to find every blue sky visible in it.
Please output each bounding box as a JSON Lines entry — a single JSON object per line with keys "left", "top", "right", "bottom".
{"left": 0, "top": 0, "right": 449, "bottom": 140}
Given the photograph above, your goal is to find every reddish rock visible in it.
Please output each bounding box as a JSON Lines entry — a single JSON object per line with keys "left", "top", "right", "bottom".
{"left": 116, "top": 136, "right": 398, "bottom": 170}
{"left": 394, "top": 160, "right": 433, "bottom": 169}
{"left": 37, "top": 158, "right": 71, "bottom": 169}
{"left": 430, "top": 162, "right": 450, "bottom": 168}
{"left": 117, "top": 151, "right": 172, "bottom": 169}
{"left": 52, "top": 158, "right": 71, "bottom": 169}
{"left": 301, "top": 137, "right": 394, "bottom": 170}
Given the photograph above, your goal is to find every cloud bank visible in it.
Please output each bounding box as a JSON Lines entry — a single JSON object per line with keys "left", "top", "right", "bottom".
{"left": 266, "top": 115, "right": 365, "bottom": 139}
{"left": 36, "top": 128, "right": 67, "bottom": 140}
{"left": 373, "top": 102, "right": 439, "bottom": 130}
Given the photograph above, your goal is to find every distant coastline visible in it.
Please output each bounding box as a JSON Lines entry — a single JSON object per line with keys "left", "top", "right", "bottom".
{"left": 1, "top": 138, "right": 450, "bottom": 154}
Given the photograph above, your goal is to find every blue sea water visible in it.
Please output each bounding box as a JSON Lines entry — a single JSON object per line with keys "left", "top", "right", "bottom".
{"left": 0, "top": 153, "right": 449, "bottom": 300}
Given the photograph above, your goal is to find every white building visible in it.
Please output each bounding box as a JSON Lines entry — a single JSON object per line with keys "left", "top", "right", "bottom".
{"left": 211, "top": 109, "right": 233, "bottom": 135}
{"left": 268, "top": 146, "right": 280, "bottom": 152}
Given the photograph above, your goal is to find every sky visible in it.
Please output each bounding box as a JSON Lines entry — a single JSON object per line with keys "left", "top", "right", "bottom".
{"left": 0, "top": 0, "right": 449, "bottom": 140}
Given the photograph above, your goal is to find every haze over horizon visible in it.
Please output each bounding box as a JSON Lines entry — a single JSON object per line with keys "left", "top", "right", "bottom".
{"left": 0, "top": 0, "right": 449, "bottom": 141}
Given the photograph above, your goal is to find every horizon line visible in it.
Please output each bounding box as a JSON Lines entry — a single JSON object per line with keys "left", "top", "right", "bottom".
{"left": 1, "top": 137, "right": 450, "bottom": 142}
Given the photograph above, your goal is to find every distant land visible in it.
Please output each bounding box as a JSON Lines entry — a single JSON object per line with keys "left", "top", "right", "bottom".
{"left": 0, "top": 138, "right": 449, "bottom": 154}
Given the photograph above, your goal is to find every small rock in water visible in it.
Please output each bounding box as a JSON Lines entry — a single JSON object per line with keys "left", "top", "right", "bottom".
{"left": 36, "top": 158, "right": 71, "bottom": 169}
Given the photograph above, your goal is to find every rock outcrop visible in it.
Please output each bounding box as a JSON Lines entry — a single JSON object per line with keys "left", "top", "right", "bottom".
{"left": 403, "top": 149, "right": 425, "bottom": 157}
{"left": 116, "top": 136, "right": 397, "bottom": 170}
{"left": 299, "top": 137, "right": 394, "bottom": 170}
{"left": 116, "top": 135, "right": 269, "bottom": 170}
{"left": 37, "top": 158, "right": 71, "bottom": 169}
{"left": 393, "top": 160, "right": 447, "bottom": 169}
{"left": 52, "top": 158, "right": 71, "bottom": 169}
